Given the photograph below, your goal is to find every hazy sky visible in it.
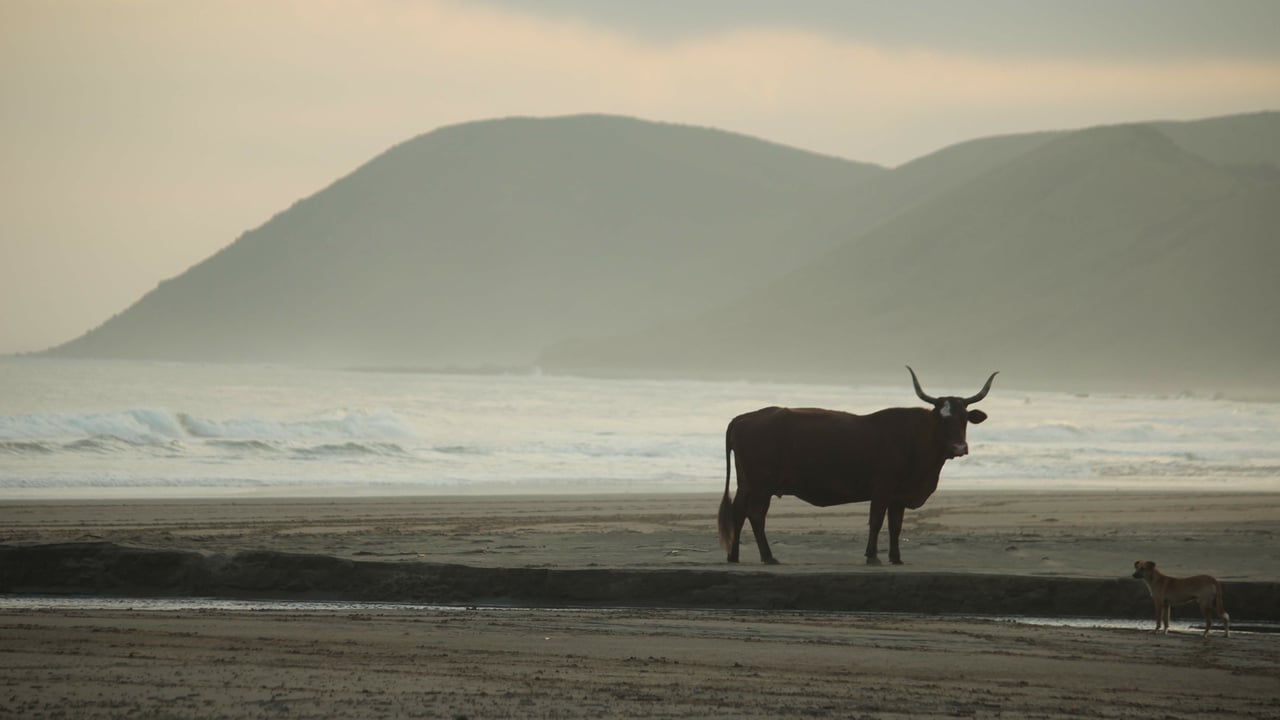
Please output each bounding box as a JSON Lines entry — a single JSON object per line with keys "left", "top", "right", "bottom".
{"left": 3, "top": 0, "right": 1278, "bottom": 355}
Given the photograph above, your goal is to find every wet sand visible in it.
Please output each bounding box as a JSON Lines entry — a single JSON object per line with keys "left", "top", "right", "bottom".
{"left": 0, "top": 605, "right": 1275, "bottom": 719}
{"left": 3, "top": 490, "right": 1277, "bottom": 578}
{"left": 2, "top": 490, "right": 1279, "bottom": 718}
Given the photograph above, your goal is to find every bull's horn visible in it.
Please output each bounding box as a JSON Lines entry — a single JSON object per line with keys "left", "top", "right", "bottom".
{"left": 906, "top": 366, "right": 938, "bottom": 405}
{"left": 964, "top": 371, "right": 1000, "bottom": 405}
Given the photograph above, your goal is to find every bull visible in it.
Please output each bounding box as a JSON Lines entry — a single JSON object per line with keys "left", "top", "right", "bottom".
{"left": 718, "top": 366, "right": 997, "bottom": 565}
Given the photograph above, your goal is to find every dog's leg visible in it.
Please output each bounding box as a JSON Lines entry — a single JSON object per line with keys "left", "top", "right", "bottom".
{"left": 1160, "top": 601, "right": 1171, "bottom": 634}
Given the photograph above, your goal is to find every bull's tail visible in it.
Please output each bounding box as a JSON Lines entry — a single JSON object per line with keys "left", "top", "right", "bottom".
{"left": 1216, "top": 579, "right": 1231, "bottom": 632}
{"left": 717, "top": 419, "right": 736, "bottom": 551}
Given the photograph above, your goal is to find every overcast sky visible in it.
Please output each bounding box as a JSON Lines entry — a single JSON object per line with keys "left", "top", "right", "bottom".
{"left": 3, "top": 0, "right": 1278, "bottom": 355}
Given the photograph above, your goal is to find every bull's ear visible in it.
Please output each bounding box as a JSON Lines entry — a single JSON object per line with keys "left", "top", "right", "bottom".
{"left": 967, "top": 409, "right": 988, "bottom": 424}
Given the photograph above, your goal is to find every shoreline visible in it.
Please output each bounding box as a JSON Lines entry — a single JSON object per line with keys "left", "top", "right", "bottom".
{"left": 4, "top": 540, "right": 1279, "bottom": 622}
{"left": 4, "top": 477, "right": 1279, "bottom": 502}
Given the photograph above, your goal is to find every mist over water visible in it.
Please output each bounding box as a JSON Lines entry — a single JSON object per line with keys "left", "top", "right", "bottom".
{"left": 1, "top": 359, "right": 1277, "bottom": 498}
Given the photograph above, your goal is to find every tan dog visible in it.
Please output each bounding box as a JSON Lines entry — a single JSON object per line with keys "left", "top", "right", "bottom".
{"left": 1132, "top": 560, "right": 1230, "bottom": 637}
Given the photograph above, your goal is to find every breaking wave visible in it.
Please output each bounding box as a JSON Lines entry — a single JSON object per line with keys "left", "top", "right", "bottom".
{"left": 2, "top": 361, "right": 1278, "bottom": 497}
{"left": 0, "top": 408, "right": 415, "bottom": 447}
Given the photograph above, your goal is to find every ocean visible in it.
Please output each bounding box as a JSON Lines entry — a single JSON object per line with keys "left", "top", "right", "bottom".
{"left": 1, "top": 359, "right": 1277, "bottom": 499}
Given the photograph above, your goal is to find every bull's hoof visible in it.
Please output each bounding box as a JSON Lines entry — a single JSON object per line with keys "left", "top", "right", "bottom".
{"left": 865, "top": 555, "right": 882, "bottom": 566}
{"left": 727, "top": 556, "right": 739, "bottom": 564}
{"left": 763, "top": 557, "right": 781, "bottom": 565}
{"left": 891, "top": 559, "right": 904, "bottom": 566}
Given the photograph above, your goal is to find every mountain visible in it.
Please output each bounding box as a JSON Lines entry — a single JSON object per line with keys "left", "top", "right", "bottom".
{"left": 45, "top": 115, "right": 884, "bottom": 367}
{"left": 540, "top": 113, "right": 1280, "bottom": 396}
{"left": 44, "top": 111, "right": 1280, "bottom": 396}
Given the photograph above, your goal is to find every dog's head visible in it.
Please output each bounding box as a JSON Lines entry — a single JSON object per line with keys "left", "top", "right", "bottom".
{"left": 1132, "top": 559, "right": 1157, "bottom": 580}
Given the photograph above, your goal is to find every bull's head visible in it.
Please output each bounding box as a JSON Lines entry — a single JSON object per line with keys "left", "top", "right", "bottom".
{"left": 907, "top": 366, "right": 998, "bottom": 460}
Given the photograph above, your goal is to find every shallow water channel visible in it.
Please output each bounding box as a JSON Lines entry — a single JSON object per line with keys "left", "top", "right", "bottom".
{"left": 2, "top": 595, "right": 1272, "bottom": 635}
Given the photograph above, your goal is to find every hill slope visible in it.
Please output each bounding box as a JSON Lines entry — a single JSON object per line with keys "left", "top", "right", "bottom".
{"left": 46, "top": 115, "right": 883, "bottom": 367}
{"left": 541, "top": 115, "right": 1280, "bottom": 395}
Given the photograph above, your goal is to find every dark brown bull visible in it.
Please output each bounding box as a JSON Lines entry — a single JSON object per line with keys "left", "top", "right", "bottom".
{"left": 718, "top": 367, "right": 997, "bottom": 565}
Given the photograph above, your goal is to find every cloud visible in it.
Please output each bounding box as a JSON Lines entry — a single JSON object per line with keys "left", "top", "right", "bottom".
{"left": 11, "top": 0, "right": 1276, "bottom": 164}
{"left": 181, "top": 1, "right": 1277, "bottom": 162}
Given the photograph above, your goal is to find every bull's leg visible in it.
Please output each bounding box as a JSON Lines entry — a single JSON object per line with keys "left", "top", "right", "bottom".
{"left": 887, "top": 504, "right": 906, "bottom": 565}
{"left": 865, "top": 500, "right": 887, "bottom": 565}
{"left": 727, "top": 492, "right": 750, "bottom": 563}
{"left": 746, "top": 494, "right": 779, "bottom": 564}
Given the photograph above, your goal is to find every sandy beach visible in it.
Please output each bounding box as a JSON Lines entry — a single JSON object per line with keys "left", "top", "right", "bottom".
{"left": 4, "top": 490, "right": 1278, "bottom": 578}
{"left": 3, "top": 490, "right": 1279, "bottom": 718}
